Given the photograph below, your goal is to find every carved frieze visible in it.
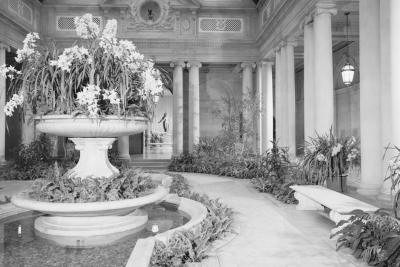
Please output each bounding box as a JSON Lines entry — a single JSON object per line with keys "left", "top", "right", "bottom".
{"left": 126, "top": 0, "right": 176, "bottom": 32}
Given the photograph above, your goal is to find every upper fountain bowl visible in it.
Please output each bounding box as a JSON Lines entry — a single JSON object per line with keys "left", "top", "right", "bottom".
{"left": 36, "top": 115, "right": 148, "bottom": 138}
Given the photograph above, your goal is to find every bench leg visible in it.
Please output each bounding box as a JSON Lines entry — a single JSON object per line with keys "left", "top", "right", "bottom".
{"left": 329, "top": 210, "right": 352, "bottom": 225}
{"left": 294, "top": 192, "right": 323, "bottom": 211}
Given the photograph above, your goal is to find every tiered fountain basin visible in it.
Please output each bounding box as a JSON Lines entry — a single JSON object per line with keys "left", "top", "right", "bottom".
{"left": 11, "top": 115, "right": 171, "bottom": 247}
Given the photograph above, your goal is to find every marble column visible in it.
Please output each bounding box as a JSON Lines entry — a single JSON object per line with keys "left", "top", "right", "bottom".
{"left": 313, "top": 2, "right": 336, "bottom": 135}
{"left": 303, "top": 18, "right": 315, "bottom": 141}
{"left": 261, "top": 61, "right": 274, "bottom": 152}
{"left": 275, "top": 49, "right": 282, "bottom": 146}
{"left": 390, "top": 0, "right": 400, "bottom": 193}
{"left": 187, "top": 61, "right": 201, "bottom": 153}
{"left": 256, "top": 63, "right": 263, "bottom": 154}
{"left": 279, "top": 45, "right": 288, "bottom": 148}
{"left": 241, "top": 62, "right": 254, "bottom": 147}
{"left": 118, "top": 136, "right": 130, "bottom": 160}
{"left": 379, "top": 0, "right": 393, "bottom": 200}
{"left": 0, "top": 44, "right": 8, "bottom": 164}
{"left": 284, "top": 41, "right": 297, "bottom": 156}
{"left": 171, "top": 61, "right": 185, "bottom": 156}
{"left": 358, "top": 0, "right": 382, "bottom": 196}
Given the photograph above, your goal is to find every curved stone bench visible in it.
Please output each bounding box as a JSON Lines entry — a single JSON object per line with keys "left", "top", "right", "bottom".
{"left": 290, "top": 185, "right": 379, "bottom": 224}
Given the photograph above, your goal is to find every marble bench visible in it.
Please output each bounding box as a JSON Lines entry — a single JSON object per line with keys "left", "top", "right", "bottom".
{"left": 290, "top": 185, "right": 379, "bottom": 224}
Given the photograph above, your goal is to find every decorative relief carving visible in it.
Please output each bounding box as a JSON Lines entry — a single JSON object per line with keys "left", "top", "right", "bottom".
{"left": 179, "top": 12, "right": 196, "bottom": 35}
{"left": 8, "top": 0, "right": 33, "bottom": 25}
{"left": 127, "top": 0, "right": 176, "bottom": 32}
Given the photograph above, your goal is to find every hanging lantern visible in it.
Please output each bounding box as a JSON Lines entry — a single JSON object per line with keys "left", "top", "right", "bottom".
{"left": 341, "top": 61, "right": 355, "bottom": 86}
{"left": 341, "top": 12, "right": 356, "bottom": 86}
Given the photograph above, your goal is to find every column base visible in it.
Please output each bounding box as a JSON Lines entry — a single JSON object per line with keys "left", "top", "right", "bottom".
{"left": 376, "top": 192, "right": 393, "bottom": 203}
{"left": 356, "top": 183, "right": 382, "bottom": 196}
{"left": 118, "top": 154, "right": 131, "bottom": 161}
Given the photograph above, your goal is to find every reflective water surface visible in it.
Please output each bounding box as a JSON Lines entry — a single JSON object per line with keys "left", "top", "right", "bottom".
{"left": 0, "top": 205, "right": 187, "bottom": 267}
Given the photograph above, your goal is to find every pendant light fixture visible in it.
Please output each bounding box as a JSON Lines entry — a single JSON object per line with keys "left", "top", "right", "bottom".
{"left": 341, "top": 12, "right": 355, "bottom": 86}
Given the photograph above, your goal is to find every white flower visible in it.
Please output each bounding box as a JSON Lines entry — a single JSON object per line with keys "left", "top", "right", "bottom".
{"left": 346, "top": 148, "right": 359, "bottom": 162}
{"left": 102, "top": 19, "right": 118, "bottom": 40}
{"left": 50, "top": 46, "right": 89, "bottom": 72}
{"left": 331, "top": 143, "right": 343, "bottom": 157}
{"left": 74, "top": 14, "right": 100, "bottom": 39}
{"left": 347, "top": 136, "right": 356, "bottom": 147}
{"left": 76, "top": 85, "right": 121, "bottom": 116}
{"left": 15, "top": 32, "right": 40, "bottom": 63}
{"left": 316, "top": 153, "right": 327, "bottom": 162}
{"left": 103, "top": 89, "right": 121, "bottom": 105}
{"left": 4, "top": 93, "right": 24, "bottom": 116}
{"left": 307, "top": 145, "right": 316, "bottom": 154}
{"left": 142, "top": 67, "right": 164, "bottom": 96}
{"left": 76, "top": 84, "right": 101, "bottom": 106}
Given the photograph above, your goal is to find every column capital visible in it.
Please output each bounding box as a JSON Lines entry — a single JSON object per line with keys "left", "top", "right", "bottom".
{"left": 241, "top": 62, "right": 256, "bottom": 69}
{"left": 0, "top": 42, "right": 10, "bottom": 52}
{"left": 313, "top": 2, "right": 337, "bottom": 17}
{"left": 186, "top": 61, "right": 202, "bottom": 69}
{"left": 282, "top": 39, "right": 298, "bottom": 48}
{"left": 170, "top": 61, "right": 186, "bottom": 68}
{"left": 299, "top": 15, "right": 314, "bottom": 31}
{"left": 257, "top": 60, "right": 274, "bottom": 68}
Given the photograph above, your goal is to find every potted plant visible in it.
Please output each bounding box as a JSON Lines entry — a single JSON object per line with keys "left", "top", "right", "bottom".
{"left": 384, "top": 145, "right": 400, "bottom": 219}
{"left": 302, "top": 129, "right": 360, "bottom": 192}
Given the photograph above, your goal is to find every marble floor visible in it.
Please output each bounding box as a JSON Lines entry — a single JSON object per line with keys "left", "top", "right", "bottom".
{"left": 180, "top": 173, "right": 368, "bottom": 267}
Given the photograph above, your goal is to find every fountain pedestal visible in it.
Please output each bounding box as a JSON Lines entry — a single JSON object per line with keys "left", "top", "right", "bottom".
{"left": 68, "top": 138, "right": 119, "bottom": 179}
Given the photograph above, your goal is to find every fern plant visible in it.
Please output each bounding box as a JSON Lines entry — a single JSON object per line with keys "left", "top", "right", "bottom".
{"left": 331, "top": 210, "right": 400, "bottom": 266}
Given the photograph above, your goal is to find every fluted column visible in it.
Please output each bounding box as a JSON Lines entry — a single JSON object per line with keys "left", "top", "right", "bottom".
{"left": 0, "top": 44, "right": 8, "bottom": 164}
{"left": 379, "top": 0, "right": 392, "bottom": 200}
{"left": 313, "top": 2, "right": 337, "bottom": 135}
{"left": 390, "top": 0, "right": 400, "bottom": 194}
{"left": 275, "top": 49, "right": 282, "bottom": 146}
{"left": 187, "top": 61, "right": 201, "bottom": 153}
{"left": 261, "top": 61, "right": 274, "bottom": 152}
{"left": 279, "top": 45, "right": 288, "bottom": 147}
{"left": 241, "top": 62, "right": 255, "bottom": 148}
{"left": 256, "top": 62, "right": 263, "bottom": 154}
{"left": 118, "top": 136, "right": 130, "bottom": 160}
{"left": 303, "top": 17, "right": 315, "bottom": 141}
{"left": 171, "top": 61, "right": 185, "bottom": 156}
{"left": 284, "top": 41, "right": 297, "bottom": 156}
{"left": 358, "top": 0, "right": 382, "bottom": 196}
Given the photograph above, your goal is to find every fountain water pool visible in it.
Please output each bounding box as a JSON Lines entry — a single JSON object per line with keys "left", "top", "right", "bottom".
{"left": 0, "top": 205, "right": 188, "bottom": 266}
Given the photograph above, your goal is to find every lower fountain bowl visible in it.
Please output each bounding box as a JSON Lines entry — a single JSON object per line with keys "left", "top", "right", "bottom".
{"left": 11, "top": 185, "right": 169, "bottom": 247}
{"left": 35, "top": 209, "right": 149, "bottom": 248}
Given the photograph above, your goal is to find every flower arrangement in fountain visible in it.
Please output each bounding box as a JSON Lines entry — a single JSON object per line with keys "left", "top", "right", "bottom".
{"left": 0, "top": 14, "right": 163, "bottom": 119}
{"left": 302, "top": 129, "right": 360, "bottom": 185}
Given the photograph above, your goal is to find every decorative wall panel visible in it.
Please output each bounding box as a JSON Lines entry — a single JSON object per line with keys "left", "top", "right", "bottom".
{"left": 8, "top": 0, "right": 33, "bottom": 25}
{"left": 56, "top": 16, "right": 102, "bottom": 31}
{"left": 199, "top": 18, "right": 243, "bottom": 33}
